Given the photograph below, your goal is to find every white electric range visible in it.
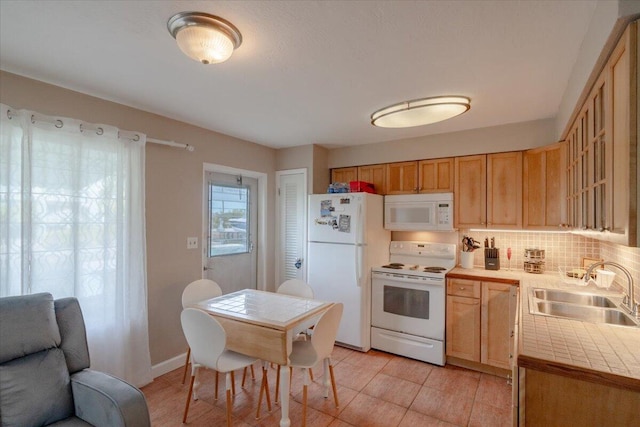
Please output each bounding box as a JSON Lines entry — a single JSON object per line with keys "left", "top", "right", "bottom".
{"left": 370, "top": 241, "right": 456, "bottom": 366}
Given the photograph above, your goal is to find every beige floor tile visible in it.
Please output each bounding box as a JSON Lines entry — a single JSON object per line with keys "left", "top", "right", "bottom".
{"left": 474, "top": 373, "right": 512, "bottom": 410}
{"left": 342, "top": 349, "right": 394, "bottom": 371}
{"left": 291, "top": 381, "right": 359, "bottom": 417}
{"left": 327, "top": 419, "right": 357, "bottom": 427}
{"left": 468, "top": 401, "right": 512, "bottom": 427}
{"left": 381, "top": 356, "right": 435, "bottom": 385}
{"left": 143, "top": 348, "right": 515, "bottom": 427}
{"left": 398, "top": 410, "right": 459, "bottom": 427}
{"left": 423, "top": 365, "right": 480, "bottom": 399}
{"left": 332, "top": 359, "right": 380, "bottom": 392}
{"left": 361, "top": 372, "right": 421, "bottom": 408}
{"left": 338, "top": 393, "right": 407, "bottom": 427}
{"left": 410, "top": 385, "right": 474, "bottom": 426}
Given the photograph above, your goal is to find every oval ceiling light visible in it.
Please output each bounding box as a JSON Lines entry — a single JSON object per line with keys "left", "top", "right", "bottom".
{"left": 371, "top": 96, "right": 471, "bottom": 128}
{"left": 167, "top": 12, "right": 242, "bottom": 64}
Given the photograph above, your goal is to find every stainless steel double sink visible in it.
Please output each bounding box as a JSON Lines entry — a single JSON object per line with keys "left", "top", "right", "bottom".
{"left": 529, "top": 288, "right": 639, "bottom": 327}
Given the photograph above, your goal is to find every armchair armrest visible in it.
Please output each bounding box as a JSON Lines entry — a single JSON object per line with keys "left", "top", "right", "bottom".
{"left": 70, "top": 370, "right": 150, "bottom": 427}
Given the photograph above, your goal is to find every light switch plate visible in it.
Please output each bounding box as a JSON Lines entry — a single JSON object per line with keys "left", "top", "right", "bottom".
{"left": 187, "top": 237, "right": 198, "bottom": 249}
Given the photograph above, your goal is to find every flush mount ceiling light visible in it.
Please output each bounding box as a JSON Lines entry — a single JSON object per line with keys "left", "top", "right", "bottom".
{"left": 167, "top": 11, "right": 242, "bottom": 64}
{"left": 371, "top": 96, "right": 471, "bottom": 128}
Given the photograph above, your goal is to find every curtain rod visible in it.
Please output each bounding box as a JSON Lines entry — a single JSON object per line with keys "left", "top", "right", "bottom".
{"left": 6, "top": 108, "right": 195, "bottom": 152}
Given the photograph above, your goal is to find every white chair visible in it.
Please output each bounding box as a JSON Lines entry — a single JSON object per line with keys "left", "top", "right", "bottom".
{"left": 181, "top": 308, "right": 270, "bottom": 426}
{"left": 181, "top": 279, "right": 223, "bottom": 384}
{"left": 260, "top": 303, "right": 343, "bottom": 426}
{"left": 274, "top": 279, "right": 315, "bottom": 402}
{"left": 291, "top": 303, "right": 343, "bottom": 426}
{"left": 276, "top": 279, "right": 314, "bottom": 299}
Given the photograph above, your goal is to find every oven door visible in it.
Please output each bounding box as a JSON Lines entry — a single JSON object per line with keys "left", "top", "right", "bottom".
{"left": 371, "top": 272, "right": 445, "bottom": 340}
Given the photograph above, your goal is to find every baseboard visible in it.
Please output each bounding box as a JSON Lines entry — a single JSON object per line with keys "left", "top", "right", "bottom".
{"left": 152, "top": 352, "right": 186, "bottom": 379}
{"left": 446, "top": 356, "right": 511, "bottom": 378}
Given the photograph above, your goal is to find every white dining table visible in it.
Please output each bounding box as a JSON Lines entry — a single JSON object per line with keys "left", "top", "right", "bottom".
{"left": 193, "top": 288, "right": 333, "bottom": 427}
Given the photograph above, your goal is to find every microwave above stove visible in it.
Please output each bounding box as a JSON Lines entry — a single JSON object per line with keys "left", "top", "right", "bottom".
{"left": 384, "top": 193, "right": 454, "bottom": 231}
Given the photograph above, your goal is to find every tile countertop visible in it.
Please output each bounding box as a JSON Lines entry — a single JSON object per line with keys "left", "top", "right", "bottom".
{"left": 447, "top": 267, "right": 640, "bottom": 392}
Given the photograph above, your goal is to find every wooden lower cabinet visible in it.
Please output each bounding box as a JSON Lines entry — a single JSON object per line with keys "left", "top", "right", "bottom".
{"left": 481, "top": 282, "right": 516, "bottom": 369}
{"left": 446, "top": 278, "right": 516, "bottom": 371}
{"left": 519, "top": 368, "right": 640, "bottom": 426}
{"left": 446, "top": 294, "right": 481, "bottom": 361}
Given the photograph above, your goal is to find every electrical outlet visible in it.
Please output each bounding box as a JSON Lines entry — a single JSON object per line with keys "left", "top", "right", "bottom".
{"left": 187, "top": 237, "right": 198, "bottom": 249}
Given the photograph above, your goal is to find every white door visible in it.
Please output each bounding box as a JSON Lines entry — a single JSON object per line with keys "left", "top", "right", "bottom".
{"left": 203, "top": 172, "right": 258, "bottom": 294}
{"left": 276, "top": 169, "right": 307, "bottom": 285}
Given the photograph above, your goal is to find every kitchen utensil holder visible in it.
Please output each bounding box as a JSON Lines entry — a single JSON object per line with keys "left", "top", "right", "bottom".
{"left": 484, "top": 248, "right": 500, "bottom": 270}
{"left": 460, "top": 251, "right": 474, "bottom": 269}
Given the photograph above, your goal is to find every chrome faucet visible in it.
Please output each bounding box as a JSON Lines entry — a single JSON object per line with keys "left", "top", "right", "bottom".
{"left": 585, "top": 261, "right": 638, "bottom": 318}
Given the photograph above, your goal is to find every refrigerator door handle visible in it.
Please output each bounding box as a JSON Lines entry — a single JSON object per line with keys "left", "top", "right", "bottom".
{"left": 355, "top": 203, "right": 363, "bottom": 286}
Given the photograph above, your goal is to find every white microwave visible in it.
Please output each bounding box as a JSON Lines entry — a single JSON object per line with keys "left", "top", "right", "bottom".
{"left": 384, "top": 193, "right": 454, "bottom": 231}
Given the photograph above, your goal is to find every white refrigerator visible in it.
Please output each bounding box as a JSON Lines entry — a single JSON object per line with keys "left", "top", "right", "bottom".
{"left": 307, "top": 193, "right": 390, "bottom": 351}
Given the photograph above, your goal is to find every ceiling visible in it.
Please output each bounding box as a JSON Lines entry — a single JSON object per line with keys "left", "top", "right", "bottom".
{"left": 0, "top": 1, "right": 598, "bottom": 149}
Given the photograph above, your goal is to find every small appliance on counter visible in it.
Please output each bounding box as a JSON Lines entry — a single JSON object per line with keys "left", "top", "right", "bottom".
{"left": 524, "top": 248, "right": 545, "bottom": 274}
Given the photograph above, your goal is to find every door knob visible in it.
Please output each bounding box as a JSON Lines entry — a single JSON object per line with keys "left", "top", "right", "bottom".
{"left": 294, "top": 258, "right": 302, "bottom": 269}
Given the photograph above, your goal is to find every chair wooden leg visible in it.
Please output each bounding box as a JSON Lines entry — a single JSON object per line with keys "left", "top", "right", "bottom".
{"left": 255, "top": 365, "right": 272, "bottom": 419}
{"left": 215, "top": 371, "right": 219, "bottom": 400}
{"left": 231, "top": 371, "right": 236, "bottom": 395}
{"left": 275, "top": 365, "right": 280, "bottom": 403}
{"left": 302, "top": 384, "right": 308, "bottom": 427}
{"left": 181, "top": 347, "right": 191, "bottom": 384}
{"left": 329, "top": 363, "right": 339, "bottom": 408}
{"left": 242, "top": 367, "right": 247, "bottom": 387}
{"left": 302, "top": 368, "right": 310, "bottom": 427}
{"left": 250, "top": 364, "right": 256, "bottom": 380}
{"left": 182, "top": 374, "right": 196, "bottom": 423}
{"left": 225, "top": 372, "right": 233, "bottom": 427}
{"left": 309, "top": 367, "right": 314, "bottom": 381}
{"left": 226, "top": 389, "right": 233, "bottom": 427}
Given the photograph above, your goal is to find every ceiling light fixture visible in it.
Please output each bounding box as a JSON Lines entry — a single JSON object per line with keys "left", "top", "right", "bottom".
{"left": 167, "top": 11, "right": 242, "bottom": 65}
{"left": 371, "top": 96, "right": 471, "bottom": 128}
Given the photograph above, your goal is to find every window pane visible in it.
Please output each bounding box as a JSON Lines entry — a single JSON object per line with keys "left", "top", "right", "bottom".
{"left": 208, "top": 184, "right": 249, "bottom": 256}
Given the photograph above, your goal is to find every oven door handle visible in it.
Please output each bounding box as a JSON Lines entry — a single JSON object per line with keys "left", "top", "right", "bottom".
{"left": 372, "top": 272, "right": 444, "bottom": 286}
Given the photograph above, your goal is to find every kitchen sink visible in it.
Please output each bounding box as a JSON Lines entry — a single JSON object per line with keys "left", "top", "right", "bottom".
{"left": 529, "top": 288, "right": 638, "bottom": 327}
{"left": 532, "top": 301, "right": 638, "bottom": 327}
{"left": 532, "top": 289, "right": 616, "bottom": 308}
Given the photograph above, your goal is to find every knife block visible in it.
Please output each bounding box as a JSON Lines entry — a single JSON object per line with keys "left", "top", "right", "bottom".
{"left": 484, "top": 248, "right": 500, "bottom": 270}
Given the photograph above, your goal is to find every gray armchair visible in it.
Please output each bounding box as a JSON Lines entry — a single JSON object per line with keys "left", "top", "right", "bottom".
{"left": 0, "top": 293, "right": 151, "bottom": 427}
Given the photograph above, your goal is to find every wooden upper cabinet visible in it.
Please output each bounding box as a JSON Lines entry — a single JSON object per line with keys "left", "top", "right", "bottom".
{"left": 330, "top": 167, "right": 357, "bottom": 184}
{"left": 418, "top": 158, "right": 454, "bottom": 193}
{"left": 386, "top": 161, "right": 418, "bottom": 194}
{"left": 608, "top": 21, "right": 636, "bottom": 245}
{"left": 562, "top": 20, "right": 636, "bottom": 246}
{"left": 454, "top": 155, "right": 487, "bottom": 228}
{"left": 523, "top": 142, "right": 567, "bottom": 230}
{"left": 357, "top": 164, "right": 386, "bottom": 194}
{"left": 487, "top": 152, "right": 522, "bottom": 229}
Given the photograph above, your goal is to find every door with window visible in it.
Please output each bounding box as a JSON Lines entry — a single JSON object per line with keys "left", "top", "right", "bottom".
{"left": 204, "top": 172, "right": 257, "bottom": 293}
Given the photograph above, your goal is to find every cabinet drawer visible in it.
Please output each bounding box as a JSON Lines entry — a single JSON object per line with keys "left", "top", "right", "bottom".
{"left": 447, "top": 279, "right": 481, "bottom": 298}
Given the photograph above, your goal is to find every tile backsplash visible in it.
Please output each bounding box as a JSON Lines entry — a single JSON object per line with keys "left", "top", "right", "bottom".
{"left": 393, "top": 230, "right": 639, "bottom": 298}
{"left": 458, "top": 230, "right": 600, "bottom": 273}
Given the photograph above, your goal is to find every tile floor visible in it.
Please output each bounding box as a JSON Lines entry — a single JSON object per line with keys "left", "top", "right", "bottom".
{"left": 141, "top": 347, "right": 512, "bottom": 427}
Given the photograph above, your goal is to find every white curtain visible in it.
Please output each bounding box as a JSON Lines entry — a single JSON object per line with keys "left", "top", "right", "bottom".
{"left": 0, "top": 104, "right": 152, "bottom": 387}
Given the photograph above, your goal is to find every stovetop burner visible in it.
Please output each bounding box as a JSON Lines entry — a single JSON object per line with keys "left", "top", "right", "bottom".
{"left": 381, "top": 264, "right": 404, "bottom": 269}
{"left": 423, "top": 266, "right": 447, "bottom": 273}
